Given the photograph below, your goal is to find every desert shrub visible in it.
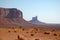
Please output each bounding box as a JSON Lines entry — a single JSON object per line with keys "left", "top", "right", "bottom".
{"left": 35, "top": 31, "right": 37, "bottom": 33}
{"left": 8, "top": 30, "right": 10, "bottom": 32}
{"left": 59, "top": 35, "right": 60, "bottom": 36}
{"left": 17, "top": 35, "right": 24, "bottom": 40}
{"left": 51, "top": 29, "right": 55, "bottom": 32}
{"left": 44, "top": 32, "right": 50, "bottom": 35}
{"left": 53, "top": 34, "right": 57, "bottom": 36}
{"left": 31, "top": 33, "right": 34, "bottom": 36}
{"left": 35, "top": 39, "right": 40, "bottom": 40}
{"left": 26, "top": 31, "right": 28, "bottom": 33}
{"left": 34, "top": 28, "right": 38, "bottom": 31}
{"left": 22, "top": 28, "right": 24, "bottom": 31}
{"left": 34, "top": 28, "right": 38, "bottom": 33}
{"left": 11, "top": 27, "right": 14, "bottom": 29}
{"left": 14, "top": 30, "right": 17, "bottom": 33}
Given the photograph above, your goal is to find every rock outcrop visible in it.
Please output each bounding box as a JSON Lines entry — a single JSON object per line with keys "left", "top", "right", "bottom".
{"left": 0, "top": 8, "right": 37, "bottom": 28}
{"left": 0, "top": 8, "right": 23, "bottom": 18}
{"left": 0, "top": 8, "right": 23, "bottom": 27}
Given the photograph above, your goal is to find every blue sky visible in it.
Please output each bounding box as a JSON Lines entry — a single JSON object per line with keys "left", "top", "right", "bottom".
{"left": 0, "top": 0, "right": 60, "bottom": 23}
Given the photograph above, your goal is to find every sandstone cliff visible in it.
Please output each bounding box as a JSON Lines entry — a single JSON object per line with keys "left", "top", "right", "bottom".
{"left": 0, "top": 8, "right": 23, "bottom": 18}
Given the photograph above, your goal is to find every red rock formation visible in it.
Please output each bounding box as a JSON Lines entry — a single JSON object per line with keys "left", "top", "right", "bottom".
{"left": 0, "top": 8, "right": 23, "bottom": 27}
{"left": 0, "top": 8, "right": 23, "bottom": 18}
{"left": 0, "top": 8, "right": 36, "bottom": 28}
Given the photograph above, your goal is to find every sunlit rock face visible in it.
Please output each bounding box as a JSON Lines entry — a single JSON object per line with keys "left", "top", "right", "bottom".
{"left": 0, "top": 8, "right": 23, "bottom": 18}
{"left": 0, "top": 8, "right": 23, "bottom": 27}
{"left": 0, "top": 7, "right": 35, "bottom": 27}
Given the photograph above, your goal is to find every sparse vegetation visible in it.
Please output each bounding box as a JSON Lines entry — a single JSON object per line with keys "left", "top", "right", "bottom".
{"left": 59, "top": 35, "right": 60, "bottom": 36}
{"left": 51, "top": 29, "right": 55, "bottom": 32}
{"left": 11, "top": 27, "right": 14, "bottom": 29}
{"left": 22, "top": 28, "right": 24, "bottom": 31}
{"left": 17, "top": 35, "right": 24, "bottom": 40}
{"left": 31, "top": 33, "right": 34, "bottom": 36}
{"left": 44, "top": 32, "right": 50, "bottom": 35}
{"left": 53, "top": 33, "right": 57, "bottom": 36}
{"left": 8, "top": 30, "right": 10, "bottom": 32}
{"left": 34, "top": 28, "right": 38, "bottom": 31}
{"left": 14, "top": 30, "right": 17, "bottom": 33}
{"left": 35, "top": 39, "right": 40, "bottom": 40}
{"left": 35, "top": 31, "right": 37, "bottom": 33}
{"left": 26, "top": 31, "right": 28, "bottom": 33}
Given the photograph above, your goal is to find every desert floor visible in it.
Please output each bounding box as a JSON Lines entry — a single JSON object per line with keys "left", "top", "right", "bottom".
{"left": 0, "top": 27, "right": 60, "bottom": 40}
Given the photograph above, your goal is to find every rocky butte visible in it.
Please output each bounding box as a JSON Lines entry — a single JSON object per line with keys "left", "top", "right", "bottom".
{"left": 0, "top": 8, "right": 23, "bottom": 18}
{"left": 0, "top": 8, "right": 23, "bottom": 27}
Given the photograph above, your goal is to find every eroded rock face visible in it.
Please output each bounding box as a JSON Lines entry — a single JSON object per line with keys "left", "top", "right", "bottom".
{"left": 0, "top": 8, "right": 23, "bottom": 18}
{"left": 0, "top": 8, "right": 23, "bottom": 27}
{"left": 0, "top": 7, "right": 35, "bottom": 28}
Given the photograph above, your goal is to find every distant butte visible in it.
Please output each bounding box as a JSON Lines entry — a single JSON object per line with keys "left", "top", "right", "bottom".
{"left": 29, "top": 16, "right": 45, "bottom": 25}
